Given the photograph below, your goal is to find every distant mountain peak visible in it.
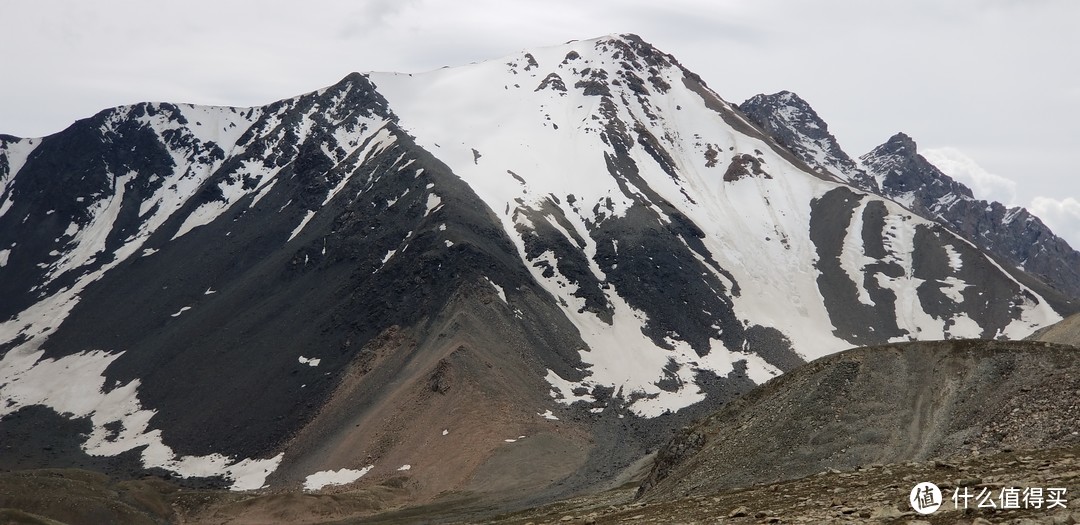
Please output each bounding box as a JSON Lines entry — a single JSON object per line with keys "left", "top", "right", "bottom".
{"left": 861, "top": 134, "right": 973, "bottom": 201}
{"left": 860, "top": 133, "right": 1080, "bottom": 302}
{"left": 875, "top": 131, "right": 918, "bottom": 155}
{"left": 737, "top": 88, "right": 1079, "bottom": 305}
{"left": 738, "top": 91, "right": 878, "bottom": 192}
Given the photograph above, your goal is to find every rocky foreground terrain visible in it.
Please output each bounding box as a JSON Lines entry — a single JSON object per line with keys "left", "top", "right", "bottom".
{"left": 466, "top": 446, "right": 1080, "bottom": 525}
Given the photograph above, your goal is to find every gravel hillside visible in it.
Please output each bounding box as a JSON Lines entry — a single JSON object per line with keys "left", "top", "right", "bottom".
{"left": 638, "top": 339, "right": 1080, "bottom": 501}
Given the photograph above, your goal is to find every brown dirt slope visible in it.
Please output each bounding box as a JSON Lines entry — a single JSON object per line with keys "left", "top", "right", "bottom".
{"left": 480, "top": 443, "right": 1080, "bottom": 524}
{"left": 261, "top": 275, "right": 593, "bottom": 511}
{"left": 0, "top": 469, "right": 177, "bottom": 525}
{"left": 1027, "top": 312, "right": 1080, "bottom": 347}
{"left": 638, "top": 340, "right": 1080, "bottom": 501}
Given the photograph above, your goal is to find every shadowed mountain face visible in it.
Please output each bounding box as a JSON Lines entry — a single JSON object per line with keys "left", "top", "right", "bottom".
{"left": 0, "top": 34, "right": 1074, "bottom": 508}
{"left": 638, "top": 339, "right": 1080, "bottom": 501}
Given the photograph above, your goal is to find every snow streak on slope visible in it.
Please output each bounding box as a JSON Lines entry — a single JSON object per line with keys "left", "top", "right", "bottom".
{"left": 373, "top": 37, "right": 816, "bottom": 416}
{"left": 373, "top": 34, "right": 1060, "bottom": 416}
{"left": 0, "top": 104, "right": 257, "bottom": 361}
{"left": 0, "top": 137, "right": 40, "bottom": 218}
{"left": 0, "top": 76, "right": 398, "bottom": 486}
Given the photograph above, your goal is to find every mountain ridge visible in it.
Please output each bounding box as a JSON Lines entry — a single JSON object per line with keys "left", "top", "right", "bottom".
{"left": 737, "top": 90, "right": 1080, "bottom": 304}
{"left": 0, "top": 34, "right": 1073, "bottom": 510}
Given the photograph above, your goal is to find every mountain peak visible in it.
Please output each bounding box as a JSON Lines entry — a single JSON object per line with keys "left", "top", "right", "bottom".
{"left": 880, "top": 132, "right": 917, "bottom": 154}
{"left": 861, "top": 131, "right": 1080, "bottom": 300}
{"left": 738, "top": 91, "right": 878, "bottom": 191}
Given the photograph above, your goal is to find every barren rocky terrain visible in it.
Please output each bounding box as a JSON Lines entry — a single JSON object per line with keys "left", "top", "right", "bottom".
{"left": 470, "top": 443, "right": 1080, "bottom": 525}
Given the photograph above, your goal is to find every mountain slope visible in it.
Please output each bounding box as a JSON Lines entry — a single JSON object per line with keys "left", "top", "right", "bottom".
{"left": 861, "top": 132, "right": 1080, "bottom": 301}
{"left": 638, "top": 339, "right": 1080, "bottom": 501}
{"left": 0, "top": 34, "right": 1070, "bottom": 505}
{"left": 0, "top": 74, "right": 592, "bottom": 494}
{"left": 1027, "top": 312, "right": 1080, "bottom": 347}
{"left": 735, "top": 91, "right": 1080, "bottom": 305}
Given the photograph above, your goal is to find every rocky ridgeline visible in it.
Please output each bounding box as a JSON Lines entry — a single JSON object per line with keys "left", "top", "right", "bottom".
{"left": 860, "top": 133, "right": 1080, "bottom": 303}
{"left": 740, "top": 91, "right": 1080, "bottom": 306}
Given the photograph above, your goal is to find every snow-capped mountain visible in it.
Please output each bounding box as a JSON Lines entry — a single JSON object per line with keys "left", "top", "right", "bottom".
{"left": 860, "top": 132, "right": 1080, "bottom": 302}
{"left": 739, "top": 91, "right": 1080, "bottom": 307}
{"left": 0, "top": 34, "right": 1073, "bottom": 501}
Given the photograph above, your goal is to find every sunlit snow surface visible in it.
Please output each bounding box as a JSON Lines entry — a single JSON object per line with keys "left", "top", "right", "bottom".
{"left": 303, "top": 466, "right": 373, "bottom": 491}
{"left": 370, "top": 35, "right": 1062, "bottom": 417}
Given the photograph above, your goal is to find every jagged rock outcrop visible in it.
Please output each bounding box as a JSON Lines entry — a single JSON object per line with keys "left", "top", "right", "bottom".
{"left": 861, "top": 133, "right": 1080, "bottom": 302}
{"left": 739, "top": 91, "right": 878, "bottom": 192}
{"left": 739, "top": 91, "right": 1080, "bottom": 307}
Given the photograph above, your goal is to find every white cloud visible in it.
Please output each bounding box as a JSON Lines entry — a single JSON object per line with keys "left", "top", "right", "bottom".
{"left": 1030, "top": 196, "right": 1080, "bottom": 250}
{"left": 921, "top": 147, "right": 1018, "bottom": 206}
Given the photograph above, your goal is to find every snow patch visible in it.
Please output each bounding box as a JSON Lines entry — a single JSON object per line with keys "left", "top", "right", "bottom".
{"left": 424, "top": 193, "right": 442, "bottom": 216}
{"left": 397, "top": 464, "right": 411, "bottom": 471}
{"left": 303, "top": 466, "right": 372, "bottom": 491}
{"left": 943, "top": 244, "right": 963, "bottom": 271}
{"left": 483, "top": 276, "right": 508, "bottom": 304}
{"left": 538, "top": 409, "right": 559, "bottom": 420}
{"left": 839, "top": 199, "right": 875, "bottom": 306}
{"left": 288, "top": 210, "right": 317, "bottom": 242}
{"left": 0, "top": 350, "right": 282, "bottom": 491}
{"left": 170, "top": 307, "right": 192, "bottom": 317}
{"left": 298, "top": 356, "right": 321, "bottom": 367}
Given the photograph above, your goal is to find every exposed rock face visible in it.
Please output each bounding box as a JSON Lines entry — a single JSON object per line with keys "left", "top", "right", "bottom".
{"left": 860, "top": 133, "right": 1080, "bottom": 302}
{"left": 739, "top": 92, "right": 1080, "bottom": 308}
{"left": 739, "top": 91, "right": 878, "bottom": 192}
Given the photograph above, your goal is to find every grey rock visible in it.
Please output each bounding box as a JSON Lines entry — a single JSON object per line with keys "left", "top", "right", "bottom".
{"left": 860, "top": 132, "right": 1080, "bottom": 305}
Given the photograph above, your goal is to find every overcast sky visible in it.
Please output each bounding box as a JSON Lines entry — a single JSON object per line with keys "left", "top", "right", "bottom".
{"left": 2, "top": 0, "right": 1077, "bottom": 246}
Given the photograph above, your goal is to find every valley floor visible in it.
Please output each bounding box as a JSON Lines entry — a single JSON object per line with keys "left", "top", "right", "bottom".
{"left": 4, "top": 444, "right": 1079, "bottom": 524}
